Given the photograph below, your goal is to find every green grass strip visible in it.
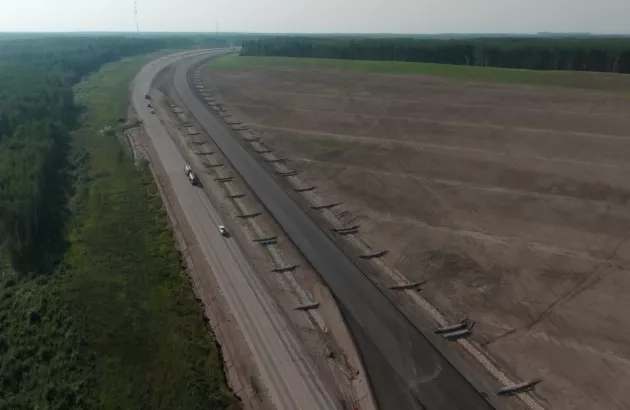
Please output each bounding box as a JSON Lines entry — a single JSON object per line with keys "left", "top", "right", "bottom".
{"left": 208, "top": 54, "right": 630, "bottom": 93}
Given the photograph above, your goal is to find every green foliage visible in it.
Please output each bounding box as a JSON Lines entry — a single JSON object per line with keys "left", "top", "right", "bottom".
{"left": 0, "top": 35, "right": 231, "bottom": 273}
{"left": 0, "top": 271, "right": 95, "bottom": 410}
{"left": 66, "top": 55, "right": 238, "bottom": 410}
{"left": 240, "top": 36, "right": 630, "bottom": 74}
{"left": 0, "top": 39, "right": 238, "bottom": 409}
{"left": 209, "top": 54, "right": 630, "bottom": 93}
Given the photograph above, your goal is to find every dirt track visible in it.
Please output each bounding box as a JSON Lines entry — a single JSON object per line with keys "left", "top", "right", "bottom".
{"left": 202, "top": 65, "right": 630, "bottom": 410}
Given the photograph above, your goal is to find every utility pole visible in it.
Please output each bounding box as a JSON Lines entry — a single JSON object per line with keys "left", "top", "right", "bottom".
{"left": 134, "top": 0, "right": 140, "bottom": 36}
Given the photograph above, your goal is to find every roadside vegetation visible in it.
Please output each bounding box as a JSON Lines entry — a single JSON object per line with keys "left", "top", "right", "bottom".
{"left": 0, "top": 36, "right": 237, "bottom": 409}
{"left": 0, "top": 36, "right": 227, "bottom": 272}
{"left": 210, "top": 54, "right": 630, "bottom": 92}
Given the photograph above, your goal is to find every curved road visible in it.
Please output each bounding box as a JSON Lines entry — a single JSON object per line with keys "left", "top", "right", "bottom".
{"left": 172, "top": 53, "right": 495, "bottom": 410}
{"left": 132, "top": 50, "right": 341, "bottom": 410}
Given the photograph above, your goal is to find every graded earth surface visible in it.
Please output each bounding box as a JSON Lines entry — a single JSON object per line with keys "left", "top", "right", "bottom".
{"left": 203, "top": 65, "right": 630, "bottom": 410}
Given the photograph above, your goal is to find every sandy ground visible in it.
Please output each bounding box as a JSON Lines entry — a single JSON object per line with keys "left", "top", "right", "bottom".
{"left": 201, "top": 65, "right": 630, "bottom": 410}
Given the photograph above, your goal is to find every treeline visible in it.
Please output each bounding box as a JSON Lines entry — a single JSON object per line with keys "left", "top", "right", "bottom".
{"left": 240, "top": 36, "right": 630, "bottom": 73}
{"left": 0, "top": 35, "right": 225, "bottom": 272}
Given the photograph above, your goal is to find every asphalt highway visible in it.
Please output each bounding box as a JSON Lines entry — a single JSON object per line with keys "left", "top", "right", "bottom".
{"left": 132, "top": 50, "right": 341, "bottom": 410}
{"left": 173, "top": 53, "right": 495, "bottom": 410}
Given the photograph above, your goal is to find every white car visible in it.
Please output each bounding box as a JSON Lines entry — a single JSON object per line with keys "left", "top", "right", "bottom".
{"left": 218, "top": 225, "right": 229, "bottom": 236}
{"left": 150, "top": 109, "right": 156, "bottom": 114}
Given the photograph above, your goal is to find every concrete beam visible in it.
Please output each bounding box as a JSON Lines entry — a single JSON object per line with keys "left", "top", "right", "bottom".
{"left": 435, "top": 319, "right": 468, "bottom": 334}
{"left": 332, "top": 225, "right": 360, "bottom": 233}
{"left": 215, "top": 176, "right": 234, "bottom": 183}
{"left": 227, "top": 193, "right": 245, "bottom": 199}
{"left": 311, "top": 203, "right": 342, "bottom": 210}
{"left": 497, "top": 379, "right": 542, "bottom": 397}
{"left": 265, "top": 158, "right": 285, "bottom": 163}
{"left": 205, "top": 163, "right": 223, "bottom": 168}
{"left": 295, "top": 186, "right": 316, "bottom": 193}
{"left": 359, "top": 250, "right": 389, "bottom": 259}
{"left": 254, "top": 148, "right": 273, "bottom": 154}
{"left": 442, "top": 328, "right": 471, "bottom": 341}
{"left": 272, "top": 264, "right": 299, "bottom": 273}
{"left": 253, "top": 236, "right": 278, "bottom": 243}
{"left": 278, "top": 170, "right": 298, "bottom": 177}
{"left": 238, "top": 212, "right": 262, "bottom": 219}
{"left": 389, "top": 281, "right": 426, "bottom": 291}
{"left": 244, "top": 137, "right": 261, "bottom": 142}
{"left": 294, "top": 302, "right": 320, "bottom": 311}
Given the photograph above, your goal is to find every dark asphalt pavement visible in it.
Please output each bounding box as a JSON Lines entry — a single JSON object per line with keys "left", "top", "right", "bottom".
{"left": 136, "top": 51, "right": 341, "bottom": 410}
{"left": 173, "top": 54, "right": 495, "bottom": 410}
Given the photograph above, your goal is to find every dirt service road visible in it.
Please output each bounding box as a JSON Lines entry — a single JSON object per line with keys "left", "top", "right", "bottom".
{"left": 132, "top": 50, "right": 341, "bottom": 410}
{"left": 174, "top": 55, "right": 493, "bottom": 410}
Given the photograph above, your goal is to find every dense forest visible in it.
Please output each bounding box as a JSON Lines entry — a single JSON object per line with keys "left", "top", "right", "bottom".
{"left": 240, "top": 36, "right": 630, "bottom": 73}
{"left": 0, "top": 35, "right": 237, "bottom": 409}
{"left": 0, "top": 35, "right": 226, "bottom": 272}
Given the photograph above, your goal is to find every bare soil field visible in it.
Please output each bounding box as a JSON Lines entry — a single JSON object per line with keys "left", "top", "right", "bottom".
{"left": 202, "top": 64, "right": 630, "bottom": 410}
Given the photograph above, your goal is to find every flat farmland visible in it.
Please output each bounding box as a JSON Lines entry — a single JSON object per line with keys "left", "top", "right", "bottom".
{"left": 203, "top": 57, "right": 630, "bottom": 410}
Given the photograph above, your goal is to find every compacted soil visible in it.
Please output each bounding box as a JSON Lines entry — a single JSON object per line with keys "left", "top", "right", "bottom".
{"left": 203, "top": 63, "right": 630, "bottom": 410}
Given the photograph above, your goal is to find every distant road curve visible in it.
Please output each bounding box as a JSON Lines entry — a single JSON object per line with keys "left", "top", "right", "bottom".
{"left": 172, "top": 53, "right": 494, "bottom": 410}
{"left": 132, "top": 49, "right": 341, "bottom": 410}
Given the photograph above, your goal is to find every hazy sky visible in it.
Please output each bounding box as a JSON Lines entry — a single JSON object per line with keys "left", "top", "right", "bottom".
{"left": 0, "top": 0, "right": 629, "bottom": 34}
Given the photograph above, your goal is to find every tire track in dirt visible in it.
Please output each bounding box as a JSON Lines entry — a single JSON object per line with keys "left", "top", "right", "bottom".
{"left": 291, "top": 157, "right": 625, "bottom": 207}
{"left": 483, "top": 230, "right": 630, "bottom": 348}
{"left": 210, "top": 69, "right": 630, "bottom": 100}
{"left": 238, "top": 102, "right": 630, "bottom": 138}
{"left": 255, "top": 125, "right": 630, "bottom": 170}
{"left": 225, "top": 89, "right": 630, "bottom": 117}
